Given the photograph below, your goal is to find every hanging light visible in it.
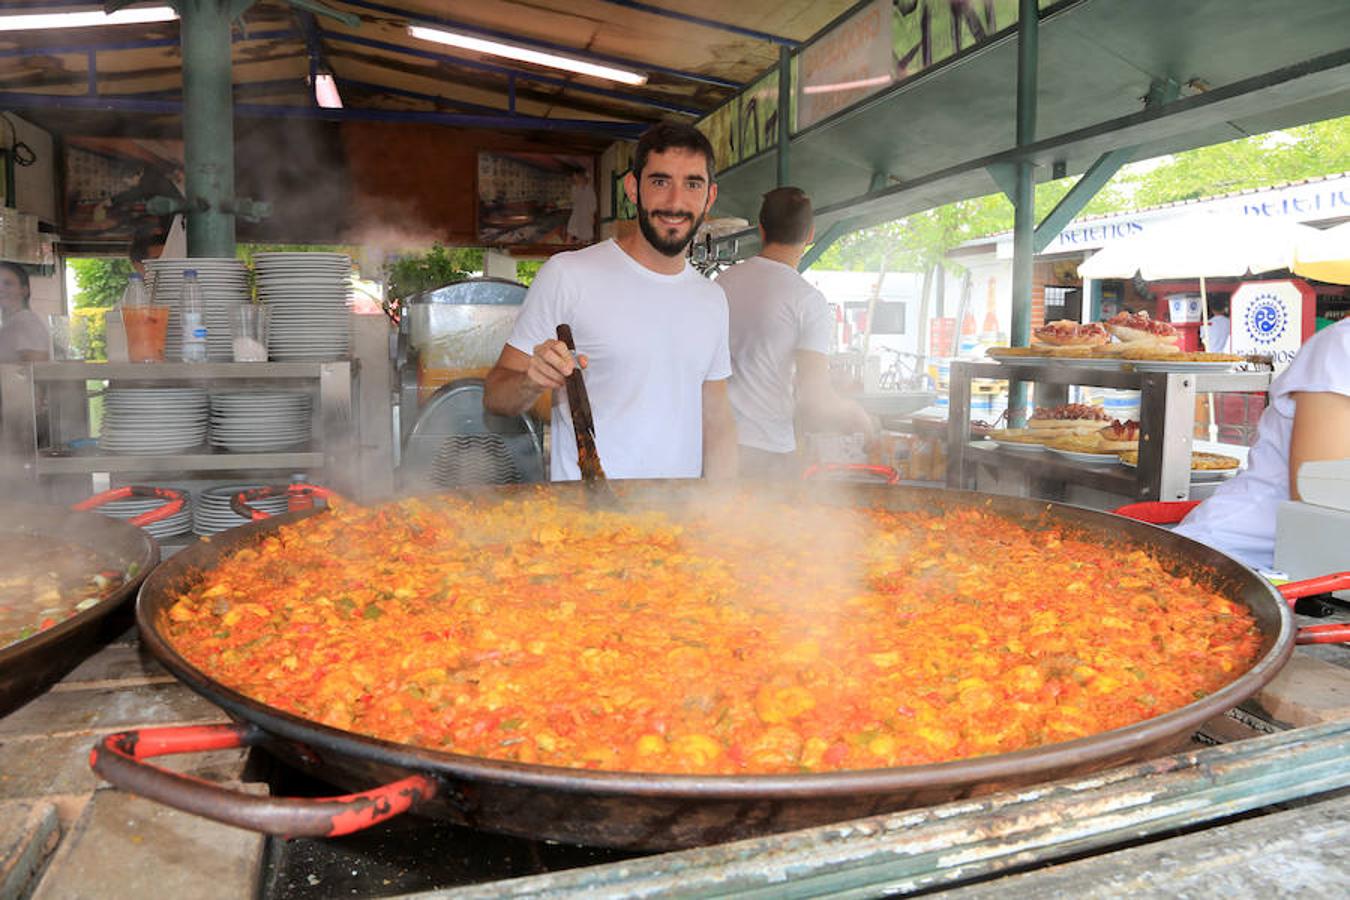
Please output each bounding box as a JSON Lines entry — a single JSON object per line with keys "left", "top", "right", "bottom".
{"left": 0, "top": 5, "right": 178, "bottom": 31}
{"left": 313, "top": 72, "right": 343, "bottom": 109}
{"left": 406, "top": 24, "right": 647, "bottom": 86}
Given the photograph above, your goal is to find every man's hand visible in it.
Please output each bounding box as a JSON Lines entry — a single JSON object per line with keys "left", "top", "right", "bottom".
{"left": 525, "top": 339, "right": 587, "bottom": 390}
{"left": 484, "top": 342, "right": 585, "bottom": 416}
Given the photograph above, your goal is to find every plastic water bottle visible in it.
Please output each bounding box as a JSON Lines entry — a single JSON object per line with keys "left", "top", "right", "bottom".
{"left": 121, "top": 272, "right": 148, "bottom": 306}
{"left": 180, "top": 269, "right": 208, "bottom": 362}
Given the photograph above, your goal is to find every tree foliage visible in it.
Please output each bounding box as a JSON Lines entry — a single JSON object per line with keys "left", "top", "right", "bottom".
{"left": 813, "top": 114, "right": 1350, "bottom": 273}
{"left": 69, "top": 257, "right": 134, "bottom": 309}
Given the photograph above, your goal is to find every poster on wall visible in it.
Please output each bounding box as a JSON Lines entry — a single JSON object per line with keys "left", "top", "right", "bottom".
{"left": 797, "top": 0, "right": 892, "bottom": 130}
{"left": 696, "top": 102, "right": 739, "bottom": 175}
{"left": 738, "top": 71, "right": 781, "bottom": 162}
{"left": 64, "top": 136, "right": 184, "bottom": 259}
{"left": 1231, "top": 280, "right": 1315, "bottom": 372}
{"left": 477, "top": 152, "right": 596, "bottom": 246}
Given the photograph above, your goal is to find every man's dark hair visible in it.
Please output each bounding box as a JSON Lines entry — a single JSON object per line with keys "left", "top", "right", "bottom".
{"left": 633, "top": 122, "right": 716, "bottom": 183}
{"left": 759, "top": 186, "right": 813, "bottom": 245}
{"left": 0, "top": 261, "right": 30, "bottom": 307}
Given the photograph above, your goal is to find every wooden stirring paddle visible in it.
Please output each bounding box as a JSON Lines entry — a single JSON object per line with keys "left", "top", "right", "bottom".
{"left": 556, "top": 324, "right": 617, "bottom": 502}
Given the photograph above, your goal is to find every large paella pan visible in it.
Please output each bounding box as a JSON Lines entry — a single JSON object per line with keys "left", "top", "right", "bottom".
{"left": 93, "top": 482, "right": 1334, "bottom": 850}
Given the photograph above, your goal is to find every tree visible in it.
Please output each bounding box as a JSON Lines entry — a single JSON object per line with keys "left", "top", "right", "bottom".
{"left": 813, "top": 113, "right": 1350, "bottom": 274}
{"left": 68, "top": 257, "right": 135, "bottom": 361}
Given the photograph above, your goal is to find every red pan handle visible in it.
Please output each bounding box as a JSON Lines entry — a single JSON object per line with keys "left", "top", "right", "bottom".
{"left": 74, "top": 485, "right": 187, "bottom": 527}
{"left": 1278, "top": 573, "right": 1350, "bottom": 646}
{"left": 1295, "top": 623, "right": 1350, "bottom": 645}
{"left": 801, "top": 463, "right": 901, "bottom": 484}
{"left": 1279, "top": 573, "right": 1350, "bottom": 602}
{"left": 1111, "top": 500, "right": 1202, "bottom": 525}
{"left": 90, "top": 723, "right": 437, "bottom": 838}
{"left": 230, "top": 483, "right": 340, "bottom": 521}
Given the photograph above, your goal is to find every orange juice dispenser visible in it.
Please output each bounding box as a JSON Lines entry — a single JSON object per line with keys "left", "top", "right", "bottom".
{"left": 396, "top": 278, "right": 547, "bottom": 490}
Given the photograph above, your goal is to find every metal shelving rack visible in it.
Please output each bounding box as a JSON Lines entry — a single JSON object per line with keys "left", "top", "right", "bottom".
{"left": 0, "top": 361, "right": 357, "bottom": 499}
{"left": 946, "top": 361, "right": 1274, "bottom": 502}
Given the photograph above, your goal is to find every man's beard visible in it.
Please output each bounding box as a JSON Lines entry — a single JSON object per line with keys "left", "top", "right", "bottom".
{"left": 636, "top": 195, "right": 706, "bottom": 258}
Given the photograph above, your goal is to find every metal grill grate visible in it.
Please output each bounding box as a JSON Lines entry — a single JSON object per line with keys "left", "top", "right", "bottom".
{"left": 430, "top": 434, "right": 526, "bottom": 488}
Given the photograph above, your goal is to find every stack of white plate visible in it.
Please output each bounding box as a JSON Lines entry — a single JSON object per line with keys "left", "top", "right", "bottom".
{"left": 145, "top": 257, "right": 250, "bottom": 361}
{"left": 95, "top": 491, "right": 194, "bottom": 540}
{"left": 193, "top": 483, "right": 291, "bottom": 535}
{"left": 209, "top": 391, "right": 312, "bottom": 452}
{"left": 254, "top": 252, "right": 352, "bottom": 361}
{"left": 98, "top": 388, "right": 208, "bottom": 454}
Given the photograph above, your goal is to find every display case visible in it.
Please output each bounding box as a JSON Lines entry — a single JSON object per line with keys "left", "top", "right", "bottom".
{"left": 0, "top": 361, "right": 357, "bottom": 500}
{"left": 945, "top": 360, "right": 1274, "bottom": 502}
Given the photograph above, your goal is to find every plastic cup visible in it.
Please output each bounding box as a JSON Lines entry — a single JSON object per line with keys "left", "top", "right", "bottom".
{"left": 231, "top": 304, "right": 269, "bottom": 362}
{"left": 47, "top": 314, "right": 77, "bottom": 360}
{"left": 121, "top": 304, "right": 171, "bottom": 363}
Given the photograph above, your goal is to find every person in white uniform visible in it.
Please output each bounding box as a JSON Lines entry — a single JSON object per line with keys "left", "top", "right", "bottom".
{"left": 1201, "top": 297, "right": 1231, "bottom": 353}
{"left": 716, "top": 187, "right": 874, "bottom": 478}
{"left": 0, "top": 262, "right": 50, "bottom": 364}
{"left": 1174, "top": 318, "right": 1350, "bottom": 569}
{"left": 565, "top": 168, "right": 597, "bottom": 244}
{"left": 485, "top": 122, "right": 738, "bottom": 481}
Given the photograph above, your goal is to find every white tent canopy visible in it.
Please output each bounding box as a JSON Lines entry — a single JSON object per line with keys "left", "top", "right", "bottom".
{"left": 1292, "top": 221, "right": 1350, "bottom": 286}
{"left": 1077, "top": 213, "right": 1321, "bottom": 280}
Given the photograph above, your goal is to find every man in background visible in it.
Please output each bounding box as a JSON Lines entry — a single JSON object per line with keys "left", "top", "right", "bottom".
{"left": 717, "top": 187, "right": 875, "bottom": 478}
{"left": 1202, "top": 296, "right": 1231, "bottom": 353}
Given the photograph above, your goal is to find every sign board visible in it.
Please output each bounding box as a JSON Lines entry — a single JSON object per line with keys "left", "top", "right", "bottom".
{"left": 1231, "top": 280, "right": 1316, "bottom": 371}
{"left": 797, "top": 0, "right": 892, "bottom": 129}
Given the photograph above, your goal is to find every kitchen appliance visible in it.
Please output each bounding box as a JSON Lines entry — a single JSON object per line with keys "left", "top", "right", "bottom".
{"left": 93, "top": 482, "right": 1339, "bottom": 850}
{"left": 395, "top": 278, "right": 544, "bottom": 490}
{"left": 398, "top": 378, "right": 543, "bottom": 492}
{"left": 396, "top": 277, "right": 528, "bottom": 445}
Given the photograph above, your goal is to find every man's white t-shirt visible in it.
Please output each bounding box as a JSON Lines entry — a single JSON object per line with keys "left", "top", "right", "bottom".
{"left": 716, "top": 256, "right": 833, "bottom": 453}
{"left": 1175, "top": 319, "right": 1350, "bottom": 569}
{"left": 507, "top": 239, "right": 731, "bottom": 481}
{"left": 0, "top": 308, "right": 50, "bottom": 363}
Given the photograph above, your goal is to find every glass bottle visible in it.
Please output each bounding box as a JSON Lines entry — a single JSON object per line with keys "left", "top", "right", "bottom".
{"left": 180, "top": 269, "right": 208, "bottom": 362}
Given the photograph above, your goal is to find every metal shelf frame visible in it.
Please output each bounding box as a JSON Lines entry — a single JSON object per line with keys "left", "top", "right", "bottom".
{"left": 0, "top": 361, "right": 357, "bottom": 499}
{"left": 946, "top": 361, "right": 1274, "bottom": 502}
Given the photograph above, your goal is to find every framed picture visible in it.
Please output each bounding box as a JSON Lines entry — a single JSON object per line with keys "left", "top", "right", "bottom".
{"left": 477, "top": 151, "right": 597, "bottom": 246}
{"left": 64, "top": 137, "right": 185, "bottom": 258}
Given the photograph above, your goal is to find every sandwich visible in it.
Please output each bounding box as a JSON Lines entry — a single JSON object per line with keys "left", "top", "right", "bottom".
{"left": 1106, "top": 311, "right": 1180, "bottom": 348}
{"left": 1032, "top": 320, "right": 1110, "bottom": 347}
{"left": 1027, "top": 403, "right": 1112, "bottom": 436}
{"left": 1095, "top": 419, "right": 1141, "bottom": 451}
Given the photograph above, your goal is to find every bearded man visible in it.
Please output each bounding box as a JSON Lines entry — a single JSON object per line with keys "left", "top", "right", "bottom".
{"left": 486, "top": 122, "right": 737, "bottom": 481}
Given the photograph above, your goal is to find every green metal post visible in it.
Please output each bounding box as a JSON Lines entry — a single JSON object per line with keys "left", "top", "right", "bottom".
{"left": 1009, "top": 0, "right": 1039, "bottom": 424}
{"left": 776, "top": 45, "right": 791, "bottom": 186}
{"left": 181, "top": 0, "right": 238, "bottom": 258}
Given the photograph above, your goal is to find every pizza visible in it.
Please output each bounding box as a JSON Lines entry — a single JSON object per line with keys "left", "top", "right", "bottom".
{"left": 1117, "top": 449, "right": 1240, "bottom": 471}
{"left": 1106, "top": 311, "right": 1180, "bottom": 346}
{"left": 1032, "top": 320, "right": 1110, "bottom": 347}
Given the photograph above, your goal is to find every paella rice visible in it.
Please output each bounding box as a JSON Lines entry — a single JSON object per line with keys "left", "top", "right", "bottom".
{"left": 162, "top": 490, "right": 1262, "bottom": 776}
